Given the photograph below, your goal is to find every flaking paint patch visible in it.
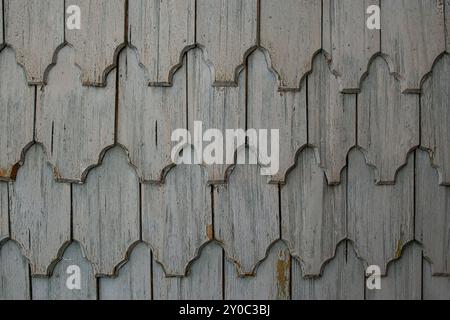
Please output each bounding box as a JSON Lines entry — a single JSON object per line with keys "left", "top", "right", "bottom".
{"left": 206, "top": 224, "right": 214, "bottom": 240}
{"left": 276, "top": 249, "right": 290, "bottom": 299}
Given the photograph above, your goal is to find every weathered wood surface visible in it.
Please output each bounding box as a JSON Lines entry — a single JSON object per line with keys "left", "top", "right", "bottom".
{"left": 308, "top": 53, "right": 356, "bottom": 184}
{"left": 214, "top": 160, "right": 279, "bottom": 275}
{"left": 128, "top": 0, "right": 195, "bottom": 86}
{"left": 421, "top": 54, "right": 450, "bottom": 185}
{"left": 10, "top": 144, "right": 71, "bottom": 276}
{"left": 347, "top": 149, "right": 414, "bottom": 274}
{"left": 381, "top": 0, "right": 446, "bottom": 92}
{"left": 0, "top": 48, "right": 35, "bottom": 181}
{"left": 246, "top": 49, "right": 307, "bottom": 183}
{"left": 281, "top": 148, "right": 346, "bottom": 277}
{"left": 36, "top": 46, "right": 116, "bottom": 182}
{"left": 0, "top": 241, "right": 31, "bottom": 300}
{"left": 292, "top": 241, "right": 365, "bottom": 300}
{"left": 323, "top": 0, "right": 380, "bottom": 92}
{"left": 153, "top": 242, "right": 223, "bottom": 300}
{"left": 65, "top": 0, "right": 125, "bottom": 86}
{"left": 358, "top": 57, "right": 419, "bottom": 184}
{"left": 0, "top": 183, "right": 8, "bottom": 241}
{"left": 260, "top": 0, "right": 321, "bottom": 90}
{"left": 225, "top": 241, "right": 290, "bottom": 300}
{"left": 187, "top": 49, "right": 245, "bottom": 183}
{"left": 416, "top": 149, "right": 450, "bottom": 275}
{"left": 197, "top": 0, "right": 257, "bottom": 86}
{"left": 0, "top": 0, "right": 4, "bottom": 48}
{"left": 447, "top": 0, "right": 450, "bottom": 50}
{"left": 423, "top": 259, "right": 450, "bottom": 300}
{"left": 365, "top": 243, "right": 422, "bottom": 300}
{"left": 4, "top": 0, "right": 64, "bottom": 84}
{"left": 100, "top": 243, "right": 152, "bottom": 300}
{"left": 118, "top": 47, "right": 186, "bottom": 182}
{"left": 32, "top": 243, "right": 97, "bottom": 300}
{"left": 72, "top": 147, "right": 140, "bottom": 276}
{"left": 142, "top": 162, "right": 212, "bottom": 276}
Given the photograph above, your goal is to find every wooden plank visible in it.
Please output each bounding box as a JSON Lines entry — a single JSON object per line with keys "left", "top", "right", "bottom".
{"left": 10, "top": 144, "right": 71, "bottom": 276}
{"left": 292, "top": 241, "right": 365, "bottom": 300}
{"left": 415, "top": 149, "right": 450, "bottom": 275}
{"left": 308, "top": 53, "right": 356, "bottom": 184}
{"left": 447, "top": 0, "right": 450, "bottom": 50}
{"left": 322, "top": 0, "right": 380, "bottom": 92}
{"left": 65, "top": 0, "right": 125, "bottom": 86}
{"left": 197, "top": 0, "right": 257, "bottom": 86}
{"left": 281, "top": 148, "right": 346, "bottom": 277}
{"left": 423, "top": 259, "right": 450, "bottom": 300}
{"left": 142, "top": 161, "right": 212, "bottom": 276}
{"left": 365, "top": 243, "right": 422, "bottom": 300}
{"left": 0, "top": 48, "right": 35, "bottom": 181}
{"left": 358, "top": 57, "right": 419, "bottom": 184}
{"left": 72, "top": 147, "right": 140, "bottom": 276}
{"left": 4, "top": 0, "right": 64, "bottom": 84}
{"left": 0, "top": 183, "right": 8, "bottom": 241}
{"left": 0, "top": 0, "right": 3, "bottom": 48}
{"left": 420, "top": 54, "right": 450, "bottom": 185}
{"left": 381, "top": 0, "right": 446, "bottom": 92}
{"left": 99, "top": 243, "right": 151, "bottom": 300}
{"left": 118, "top": 47, "right": 186, "bottom": 182}
{"left": 246, "top": 49, "right": 307, "bottom": 183}
{"left": 0, "top": 241, "right": 31, "bottom": 300}
{"left": 32, "top": 243, "right": 96, "bottom": 300}
{"left": 128, "top": 0, "right": 195, "bottom": 86}
{"left": 214, "top": 160, "right": 279, "bottom": 275}
{"left": 35, "top": 46, "right": 116, "bottom": 182}
{"left": 347, "top": 149, "right": 414, "bottom": 274}
{"left": 187, "top": 49, "right": 245, "bottom": 183}
{"left": 224, "top": 241, "right": 290, "bottom": 300}
{"left": 260, "top": 0, "right": 321, "bottom": 90}
{"left": 153, "top": 242, "right": 223, "bottom": 300}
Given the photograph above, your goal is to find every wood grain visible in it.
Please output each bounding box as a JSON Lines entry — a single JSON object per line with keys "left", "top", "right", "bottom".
{"left": 10, "top": 144, "right": 71, "bottom": 276}
{"left": 421, "top": 53, "right": 450, "bottom": 185}
{"left": 197, "top": 0, "right": 257, "bottom": 86}
{"left": 281, "top": 148, "right": 346, "bottom": 277}
{"left": 0, "top": 183, "right": 8, "bottom": 241}
{"left": 128, "top": 0, "right": 195, "bottom": 86}
{"left": 347, "top": 149, "right": 414, "bottom": 274}
{"left": 0, "top": 241, "right": 30, "bottom": 300}
{"left": 423, "top": 259, "right": 450, "bottom": 300}
{"left": 358, "top": 57, "right": 419, "bottom": 184}
{"left": 72, "top": 147, "right": 140, "bottom": 276}
{"left": 65, "top": 0, "right": 125, "bottom": 86}
{"left": 4, "top": 0, "right": 64, "bottom": 84}
{"left": 36, "top": 46, "right": 116, "bottom": 182}
{"left": 0, "top": 48, "right": 35, "bottom": 181}
{"left": 260, "top": 0, "right": 321, "bottom": 90}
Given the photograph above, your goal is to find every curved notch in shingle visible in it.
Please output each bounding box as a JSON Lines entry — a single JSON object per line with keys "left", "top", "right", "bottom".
{"left": 0, "top": 241, "right": 31, "bottom": 300}
{"left": 281, "top": 148, "right": 346, "bottom": 277}
{"left": 423, "top": 257, "right": 450, "bottom": 300}
{"left": 421, "top": 54, "right": 450, "bottom": 186}
{"left": 292, "top": 241, "right": 365, "bottom": 300}
{"left": 32, "top": 242, "right": 97, "bottom": 300}
{"left": 187, "top": 49, "right": 246, "bottom": 184}
{"left": 65, "top": 0, "right": 125, "bottom": 86}
{"left": 381, "top": 0, "right": 446, "bottom": 93}
{"left": 36, "top": 46, "right": 116, "bottom": 183}
{"left": 9, "top": 144, "right": 71, "bottom": 276}
{"left": 118, "top": 47, "right": 186, "bottom": 183}
{"left": 0, "top": 183, "right": 8, "bottom": 242}
{"left": 197, "top": 0, "right": 257, "bottom": 86}
{"left": 128, "top": 0, "right": 195, "bottom": 86}
{"left": 308, "top": 53, "right": 356, "bottom": 185}
{"left": 322, "top": 0, "right": 380, "bottom": 92}
{"left": 214, "top": 153, "right": 279, "bottom": 275}
{"left": 246, "top": 49, "right": 307, "bottom": 184}
{"left": 153, "top": 242, "right": 223, "bottom": 300}
{"left": 416, "top": 149, "right": 450, "bottom": 276}
{"left": 72, "top": 146, "right": 140, "bottom": 277}
{"left": 100, "top": 243, "right": 152, "bottom": 300}
{"left": 225, "top": 241, "right": 290, "bottom": 300}
{"left": 347, "top": 149, "right": 414, "bottom": 275}
{"left": 142, "top": 155, "right": 212, "bottom": 277}
{"left": 358, "top": 56, "right": 419, "bottom": 185}
{"left": 260, "top": 0, "right": 321, "bottom": 90}
{"left": 4, "top": 0, "right": 64, "bottom": 85}
{"left": 0, "top": 48, "right": 35, "bottom": 181}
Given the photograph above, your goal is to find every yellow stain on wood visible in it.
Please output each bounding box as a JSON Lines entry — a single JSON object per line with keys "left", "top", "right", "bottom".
{"left": 276, "top": 249, "right": 290, "bottom": 299}
{"left": 395, "top": 239, "right": 404, "bottom": 259}
{"left": 206, "top": 224, "right": 214, "bottom": 240}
